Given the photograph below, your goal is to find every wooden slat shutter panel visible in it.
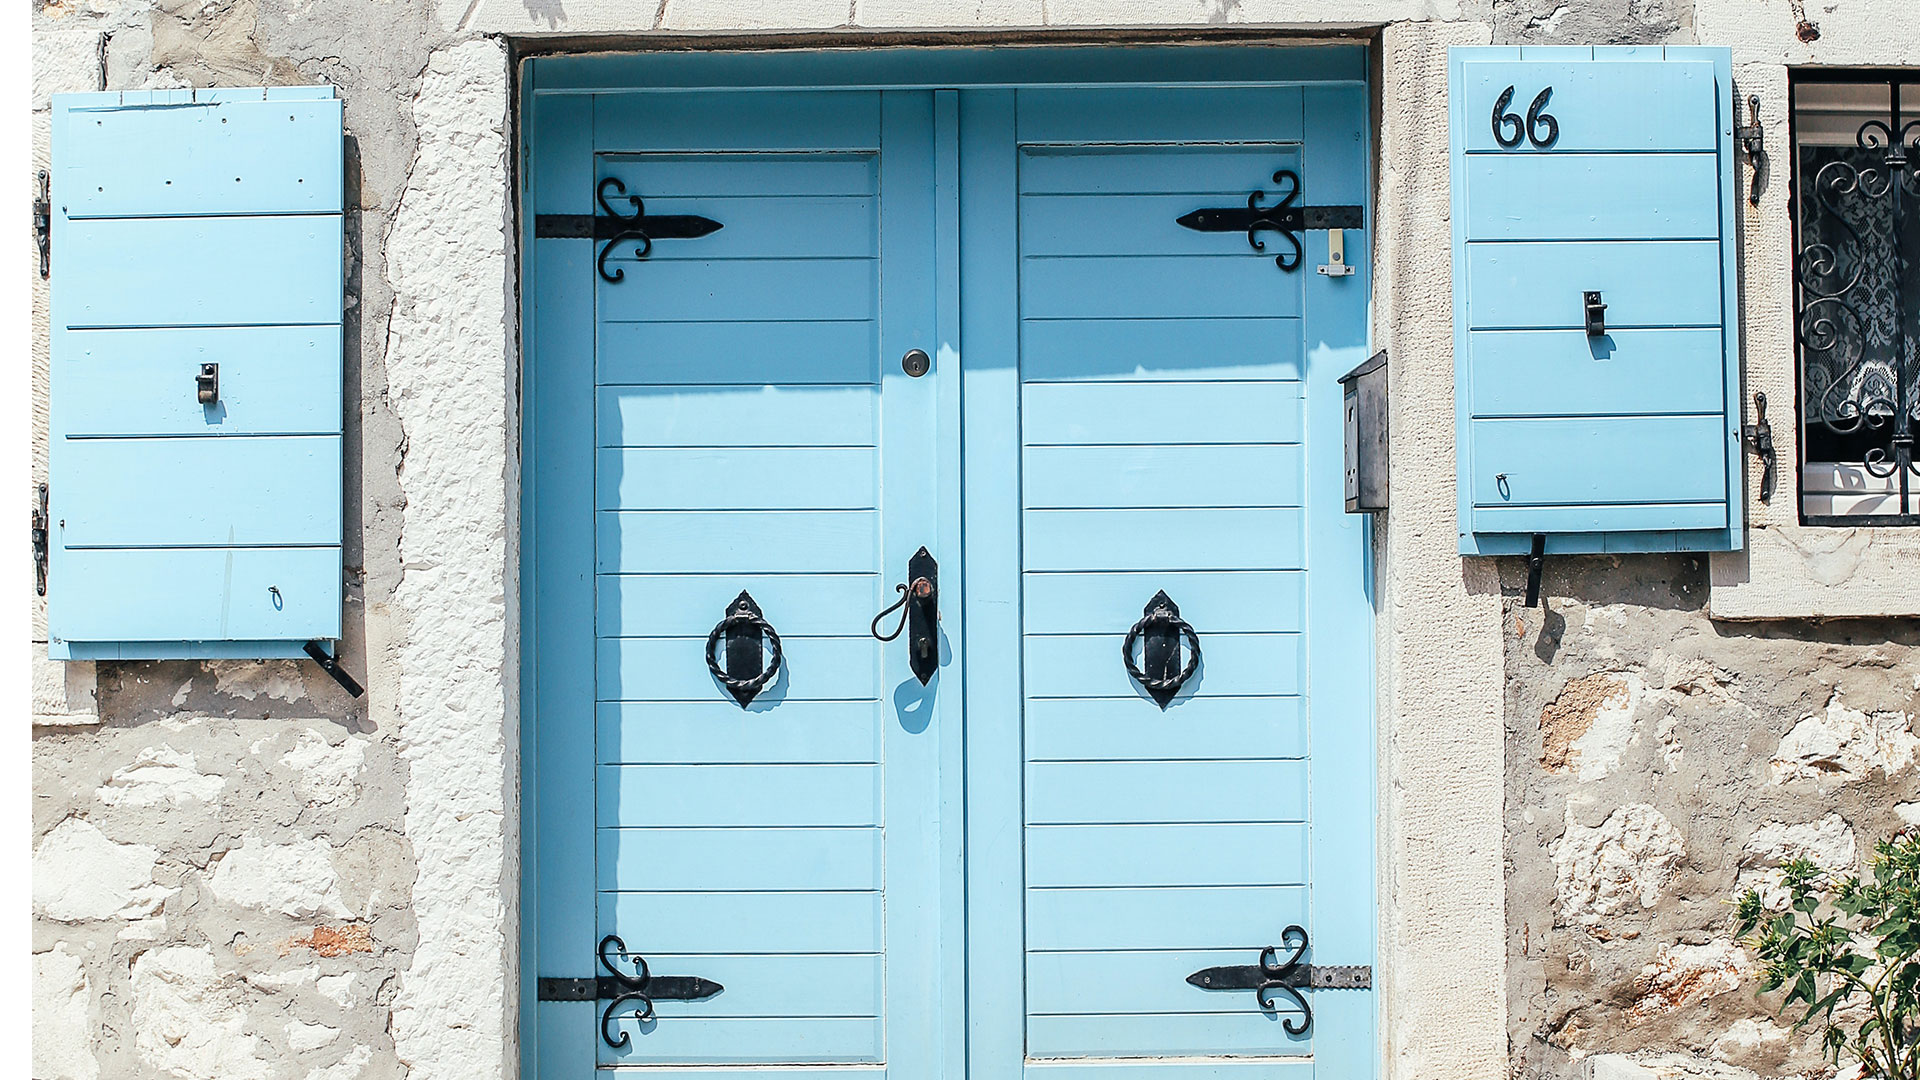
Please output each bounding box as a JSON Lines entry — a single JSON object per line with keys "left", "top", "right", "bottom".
{"left": 1449, "top": 47, "right": 1744, "bottom": 556}
{"left": 48, "top": 87, "right": 344, "bottom": 659}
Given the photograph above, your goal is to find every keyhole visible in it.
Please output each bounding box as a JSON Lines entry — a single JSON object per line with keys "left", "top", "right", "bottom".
{"left": 902, "top": 349, "right": 930, "bottom": 377}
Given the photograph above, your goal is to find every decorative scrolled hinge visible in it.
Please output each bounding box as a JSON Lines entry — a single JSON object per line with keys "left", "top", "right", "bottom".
{"left": 532, "top": 177, "right": 724, "bottom": 284}
{"left": 1184, "top": 925, "right": 1371, "bottom": 1036}
{"left": 1743, "top": 391, "right": 1777, "bottom": 504}
{"left": 1175, "top": 170, "right": 1364, "bottom": 273}
{"left": 538, "top": 935, "right": 724, "bottom": 1049}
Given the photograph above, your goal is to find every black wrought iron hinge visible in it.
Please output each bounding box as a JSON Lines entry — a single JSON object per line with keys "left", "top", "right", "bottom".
{"left": 33, "top": 170, "right": 50, "bottom": 278}
{"left": 1744, "top": 391, "right": 1777, "bottom": 504}
{"left": 32, "top": 483, "right": 47, "bottom": 597}
{"left": 538, "top": 935, "right": 724, "bottom": 1049}
{"left": 1184, "top": 926, "right": 1371, "bottom": 1036}
{"left": 534, "top": 177, "right": 723, "bottom": 284}
{"left": 1176, "top": 170, "right": 1364, "bottom": 272}
{"left": 1736, "top": 94, "right": 1767, "bottom": 206}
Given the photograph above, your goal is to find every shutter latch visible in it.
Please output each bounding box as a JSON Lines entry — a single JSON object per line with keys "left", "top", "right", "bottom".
{"left": 1743, "top": 391, "right": 1777, "bottom": 504}
{"left": 1737, "top": 94, "right": 1767, "bottom": 206}
{"left": 33, "top": 170, "right": 49, "bottom": 279}
{"left": 31, "top": 483, "right": 47, "bottom": 597}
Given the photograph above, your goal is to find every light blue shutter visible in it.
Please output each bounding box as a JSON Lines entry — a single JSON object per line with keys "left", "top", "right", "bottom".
{"left": 48, "top": 88, "right": 344, "bottom": 659}
{"left": 1449, "top": 47, "right": 1743, "bottom": 555}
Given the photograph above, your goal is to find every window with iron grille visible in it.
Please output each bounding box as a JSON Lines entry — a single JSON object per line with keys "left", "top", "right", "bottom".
{"left": 1791, "top": 73, "right": 1920, "bottom": 524}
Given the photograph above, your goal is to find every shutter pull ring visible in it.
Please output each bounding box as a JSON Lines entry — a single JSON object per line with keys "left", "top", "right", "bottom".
{"left": 1525, "top": 534, "right": 1547, "bottom": 609}
{"left": 303, "top": 641, "right": 365, "bottom": 698}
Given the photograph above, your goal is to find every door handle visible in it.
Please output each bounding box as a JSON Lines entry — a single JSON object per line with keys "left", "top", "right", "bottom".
{"left": 870, "top": 546, "right": 939, "bottom": 685}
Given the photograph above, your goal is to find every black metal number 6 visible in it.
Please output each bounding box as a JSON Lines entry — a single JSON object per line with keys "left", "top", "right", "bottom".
{"left": 1491, "top": 84, "right": 1558, "bottom": 148}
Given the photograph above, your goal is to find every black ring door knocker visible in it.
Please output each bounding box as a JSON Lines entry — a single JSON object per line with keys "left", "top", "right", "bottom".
{"left": 870, "top": 547, "right": 939, "bottom": 685}
{"left": 1122, "top": 590, "right": 1201, "bottom": 708}
{"left": 706, "top": 591, "right": 782, "bottom": 707}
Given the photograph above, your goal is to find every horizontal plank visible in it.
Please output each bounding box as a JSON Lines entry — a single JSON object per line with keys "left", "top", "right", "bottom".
{"left": 58, "top": 215, "right": 343, "bottom": 329}
{"left": 594, "top": 92, "right": 882, "bottom": 152}
{"left": 1026, "top": 885, "right": 1308, "bottom": 951}
{"left": 1469, "top": 415, "right": 1728, "bottom": 507}
{"left": 598, "top": 574, "right": 881, "bottom": 637}
{"left": 1025, "top": 696, "right": 1305, "bottom": 763}
{"left": 1027, "top": 760, "right": 1307, "bottom": 825}
{"left": 598, "top": 827, "right": 880, "bottom": 891}
{"left": 598, "top": 510, "right": 878, "bottom": 574}
{"left": 598, "top": 259, "right": 875, "bottom": 323}
{"left": 597, "top": 701, "right": 882, "bottom": 765}
{"left": 1466, "top": 328, "right": 1726, "bottom": 417}
{"left": 60, "top": 97, "right": 342, "bottom": 217}
{"left": 1023, "top": 445, "right": 1302, "bottom": 509}
{"left": 1022, "top": 571, "right": 1303, "bottom": 635}
{"left": 1017, "top": 87, "right": 1304, "bottom": 144}
{"left": 1024, "top": 1060, "right": 1310, "bottom": 1080}
{"left": 1023, "top": 509, "right": 1304, "bottom": 572}
{"left": 1471, "top": 501, "right": 1728, "bottom": 535}
{"left": 600, "top": 1015, "right": 882, "bottom": 1065}
{"left": 58, "top": 435, "right": 339, "bottom": 547}
{"left": 1463, "top": 152, "right": 1721, "bottom": 241}
{"left": 1026, "top": 633, "right": 1302, "bottom": 700}
{"left": 597, "top": 321, "right": 876, "bottom": 385}
{"left": 1025, "top": 824, "right": 1307, "bottom": 888}
{"left": 600, "top": 890, "right": 880, "bottom": 954}
{"left": 601, "top": 152, "right": 877, "bottom": 198}
{"left": 1027, "top": 948, "right": 1316, "bottom": 1015}
{"left": 1022, "top": 256, "right": 1301, "bottom": 320}
{"left": 597, "top": 635, "right": 879, "bottom": 702}
{"left": 598, "top": 384, "right": 876, "bottom": 446}
{"left": 597, "top": 447, "right": 876, "bottom": 510}
{"left": 57, "top": 326, "right": 342, "bottom": 436}
{"left": 1458, "top": 58, "right": 1720, "bottom": 152}
{"left": 637, "top": 954, "right": 882, "bottom": 1020}
{"left": 50, "top": 546, "right": 339, "bottom": 643}
{"left": 595, "top": 764, "right": 879, "bottom": 827}
{"left": 1021, "top": 319, "right": 1301, "bottom": 383}
{"left": 1463, "top": 240, "right": 1723, "bottom": 330}
{"left": 1026, "top": 1011, "right": 1308, "bottom": 1059}
{"left": 593, "top": 196, "right": 874, "bottom": 261}
{"left": 1019, "top": 146, "right": 1300, "bottom": 196}
{"left": 1022, "top": 382, "right": 1301, "bottom": 446}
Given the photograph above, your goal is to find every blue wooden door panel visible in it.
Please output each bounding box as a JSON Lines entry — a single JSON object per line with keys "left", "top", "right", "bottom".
{"left": 599, "top": 828, "right": 882, "bottom": 890}
{"left": 1023, "top": 509, "right": 1305, "bottom": 572}
{"left": 598, "top": 510, "right": 879, "bottom": 573}
{"left": 599, "top": 574, "right": 880, "bottom": 637}
{"left": 59, "top": 96, "right": 343, "bottom": 217}
{"left": 600, "top": 1018, "right": 883, "bottom": 1065}
{"left": 1025, "top": 885, "right": 1308, "bottom": 950}
{"left": 1018, "top": 145, "right": 1299, "bottom": 195}
{"left": 54, "top": 546, "right": 339, "bottom": 642}
{"left": 638, "top": 955, "right": 883, "bottom": 1018}
{"left": 604, "top": 196, "right": 877, "bottom": 260}
{"left": 602, "top": 891, "right": 881, "bottom": 954}
{"left": 57, "top": 216, "right": 341, "bottom": 328}
{"left": 598, "top": 258, "right": 876, "bottom": 322}
{"left": 1021, "top": 571, "right": 1303, "bottom": 634}
{"left": 610, "top": 153, "right": 879, "bottom": 196}
{"left": 1027, "top": 1014, "right": 1307, "bottom": 1060}
{"left": 597, "top": 701, "right": 883, "bottom": 765}
{"left": 593, "top": 91, "right": 881, "bottom": 152}
{"left": 597, "top": 636, "right": 880, "bottom": 701}
{"left": 1022, "top": 193, "right": 1321, "bottom": 256}
{"left": 1015, "top": 86, "right": 1305, "bottom": 144}
{"left": 1022, "top": 382, "right": 1302, "bottom": 444}
{"left": 599, "top": 384, "right": 877, "bottom": 446}
{"left": 598, "top": 321, "right": 877, "bottom": 384}
{"left": 1025, "top": 633, "right": 1302, "bottom": 699}
{"left": 596, "top": 764, "right": 880, "bottom": 827}
{"left": 1021, "top": 256, "right": 1304, "bottom": 319}
{"left": 1457, "top": 57, "right": 1718, "bottom": 151}
{"left": 598, "top": 447, "right": 877, "bottom": 510}
{"left": 1467, "top": 328, "right": 1726, "bottom": 416}
{"left": 1025, "top": 824, "right": 1307, "bottom": 887}
{"left": 1463, "top": 152, "right": 1719, "bottom": 240}
{"left": 60, "top": 326, "right": 341, "bottom": 436}
{"left": 1026, "top": 761, "right": 1308, "bottom": 824}
{"left": 1464, "top": 240, "right": 1722, "bottom": 329}
{"left": 1028, "top": 950, "right": 1314, "bottom": 1015}
{"left": 1021, "top": 319, "right": 1302, "bottom": 382}
{"left": 59, "top": 436, "right": 340, "bottom": 546}
{"left": 1470, "top": 415, "right": 1728, "bottom": 506}
{"left": 1025, "top": 697, "right": 1306, "bottom": 762}
{"left": 1023, "top": 446, "right": 1303, "bottom": 509}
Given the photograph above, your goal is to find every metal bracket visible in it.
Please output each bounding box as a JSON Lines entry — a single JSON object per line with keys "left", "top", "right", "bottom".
{"left": 533, "top": 177, "right": 724, "bottom": 284}
{"left": 1316, "top": 228, "right": 1357, "bottom": 277}
{"left": 1525, "top": 534, "right": 1547, "bottom": 609}
{"left": 34, "top": 170, "right": 49, "bottom": 278}
{"left": 537, "top": 935, "right": 724, "bottom": 1049}
{"left": 1583, "top": 291, "right": 1607, "bottom": 337}
{"left": 1737, "top": 94, "right": 1767, "bottom": 206}
{"left": 1185, "top": 926, "right": 1370, "bottom": 1037}
{"left": 1743, "top": 391, "right": 1777, "bottom": 504}
{"left": 302, "top": 641, "right": 365, "bottom": 698}
{"left": 32, "top": 483, "right": 48, "bottom": 597}
{"left": 1176, "top": 170, "right": 1364, "bottom": 272}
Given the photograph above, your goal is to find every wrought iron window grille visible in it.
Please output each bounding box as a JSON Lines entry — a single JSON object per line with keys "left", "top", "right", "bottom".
{"left": 1791, "top": 73, "right": 1920, "bottom": 525}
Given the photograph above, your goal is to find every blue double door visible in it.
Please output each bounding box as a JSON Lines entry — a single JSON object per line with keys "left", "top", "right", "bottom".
{"left": 527, "top": 80, "right": 1374, "bottom": 1080}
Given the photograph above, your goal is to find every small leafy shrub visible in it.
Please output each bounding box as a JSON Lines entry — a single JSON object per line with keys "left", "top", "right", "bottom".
{"left": 1735, "top": 830, "right": 1919, "bottom": 1080}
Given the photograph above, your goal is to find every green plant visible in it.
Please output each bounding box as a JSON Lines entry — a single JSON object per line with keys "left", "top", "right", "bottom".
{"left": 1735, "top": 830, "right": 1920, "bottom": 1080}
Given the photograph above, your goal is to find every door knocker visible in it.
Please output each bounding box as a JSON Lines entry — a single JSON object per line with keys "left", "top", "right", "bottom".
{"left": 1122, "top": 590, "right": 1201, "bottom": 708}
{"left": 870, "top": 547, "right": 939, "bottom": 685}
{"left": 706, "top": 591, "right": 781, "bottom": 707}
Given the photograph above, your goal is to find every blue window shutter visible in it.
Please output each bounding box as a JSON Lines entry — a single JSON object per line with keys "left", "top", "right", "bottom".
{"left": 48, "top": 87, "right": 344, "bottom": 659}
{"left": 1449, "top": 47, "right": 1743, "bottom": 556}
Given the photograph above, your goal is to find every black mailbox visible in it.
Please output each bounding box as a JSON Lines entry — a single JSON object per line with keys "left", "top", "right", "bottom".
{"left": 1338, "top": 350, "right": 1388, "bottom": 514}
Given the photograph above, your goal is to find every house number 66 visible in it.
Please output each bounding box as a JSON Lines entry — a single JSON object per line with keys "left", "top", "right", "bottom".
{"left": 1491, "top": 85, "right": 1559, "bottom": 148}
